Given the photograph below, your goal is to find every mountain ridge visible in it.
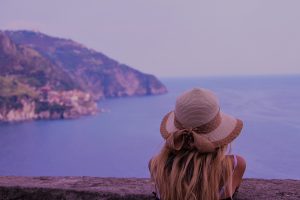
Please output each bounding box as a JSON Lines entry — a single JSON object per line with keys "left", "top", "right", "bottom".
{"left": 0, "top": 30, "right": 167, "bottom": 122}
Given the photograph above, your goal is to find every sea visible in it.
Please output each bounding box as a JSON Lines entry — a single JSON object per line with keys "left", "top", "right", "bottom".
{"left": 0, "top": 75, "right": 299, "bottom": 179}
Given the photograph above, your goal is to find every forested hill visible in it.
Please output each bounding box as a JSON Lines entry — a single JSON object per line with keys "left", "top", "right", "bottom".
{"left": 0, "top": 30, "right": 167, "bottom": 122}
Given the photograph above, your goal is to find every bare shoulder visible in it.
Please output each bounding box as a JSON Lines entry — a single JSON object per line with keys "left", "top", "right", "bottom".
{"left": 225, "top": 155, "right": 246, "bottom": 171}
{"left": 236, "top": 155, "right": 246, "bottom": 171}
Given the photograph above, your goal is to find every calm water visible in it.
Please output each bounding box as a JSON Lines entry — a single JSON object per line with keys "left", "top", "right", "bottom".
{"left": 0, "top": 75, "right": 299, "bottom": 179}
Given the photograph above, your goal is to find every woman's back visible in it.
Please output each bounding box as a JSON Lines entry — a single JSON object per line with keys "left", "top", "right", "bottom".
{"left": 149, "top": 88, "right": 246, "bottom": 200}
{"left": 150, "top": 146, "right": 241, "bottom": 200}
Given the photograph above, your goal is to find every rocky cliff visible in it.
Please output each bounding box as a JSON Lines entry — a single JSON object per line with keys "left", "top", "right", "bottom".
{"left": 0, "top": 30, "right": 167, "bottom": 122}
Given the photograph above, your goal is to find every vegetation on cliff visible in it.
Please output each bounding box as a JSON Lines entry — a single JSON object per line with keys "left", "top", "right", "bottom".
{"left": 4, "top": 30, "right": 167, "bottom": 98}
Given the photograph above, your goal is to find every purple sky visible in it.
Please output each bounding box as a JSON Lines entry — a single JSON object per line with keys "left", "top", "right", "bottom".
{"left": 1, "top": 0, "right": 300, "bottom": 77}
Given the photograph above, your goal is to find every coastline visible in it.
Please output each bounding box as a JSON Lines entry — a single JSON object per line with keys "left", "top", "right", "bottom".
{"left": 0, "top": 90, "right": 98, "bottom": 122}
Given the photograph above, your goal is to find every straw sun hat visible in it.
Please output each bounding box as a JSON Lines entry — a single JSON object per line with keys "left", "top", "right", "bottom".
{"left": 160, "top": 88, "right": 243, "bottom": 153}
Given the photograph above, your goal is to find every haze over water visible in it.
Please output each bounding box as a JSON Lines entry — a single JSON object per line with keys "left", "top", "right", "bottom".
{"left": 0, "top": 75, "right": 299, "bottom": 179}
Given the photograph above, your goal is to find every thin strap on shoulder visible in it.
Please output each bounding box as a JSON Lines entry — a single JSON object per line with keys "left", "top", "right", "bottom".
{"left": 233, "top": 155, "right": 238, "bottom": 171}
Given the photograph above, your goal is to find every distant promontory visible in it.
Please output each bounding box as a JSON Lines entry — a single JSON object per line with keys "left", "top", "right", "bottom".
{"left": 0, "top": 30, "right": 167, "bottom": 122}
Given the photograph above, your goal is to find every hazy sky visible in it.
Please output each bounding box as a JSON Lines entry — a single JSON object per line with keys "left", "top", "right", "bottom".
{"left": 1, "top": 0, "right": 300, "bottom": 77}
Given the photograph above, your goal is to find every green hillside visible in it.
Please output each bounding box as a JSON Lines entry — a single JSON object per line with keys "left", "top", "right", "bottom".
{"left": 0, "top": 76, "right": 37, "bottom": 98}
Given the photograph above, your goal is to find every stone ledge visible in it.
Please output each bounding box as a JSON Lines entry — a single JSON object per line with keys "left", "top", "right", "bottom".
{"left": 0, "top": 176, "right": 299, "bottom": 200}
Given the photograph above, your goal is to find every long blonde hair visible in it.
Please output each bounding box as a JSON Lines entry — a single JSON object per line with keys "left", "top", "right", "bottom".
{"left": 149, "top": 144, "right": 232, "bottom": 200}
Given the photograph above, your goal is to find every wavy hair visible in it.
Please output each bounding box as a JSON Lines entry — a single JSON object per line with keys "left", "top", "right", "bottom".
{"left": 149, "top": 144, "right": 233, "bottom": 200}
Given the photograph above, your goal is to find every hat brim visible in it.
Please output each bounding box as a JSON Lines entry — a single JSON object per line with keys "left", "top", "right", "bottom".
{"left": 160, "top": 111, "right": 243, "bottom": 148}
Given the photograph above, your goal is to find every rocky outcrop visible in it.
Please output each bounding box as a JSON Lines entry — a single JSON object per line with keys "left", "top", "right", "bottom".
{"left": 0, "top": 30, "right": 167, "bottom": 122}
{"left": 0, "top": 177, "right": 299, "bottom": 200}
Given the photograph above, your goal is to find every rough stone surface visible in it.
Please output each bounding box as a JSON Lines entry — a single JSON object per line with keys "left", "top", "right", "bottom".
{"left": 0, "top": 176, "right": 299, "bottom": 200}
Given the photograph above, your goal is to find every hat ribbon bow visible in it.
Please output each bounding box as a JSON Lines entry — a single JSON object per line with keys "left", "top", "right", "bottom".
{"left": 166, "top": 127, "right": 215, "bottom": 153}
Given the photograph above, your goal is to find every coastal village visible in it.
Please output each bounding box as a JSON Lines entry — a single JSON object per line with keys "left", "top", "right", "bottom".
{"left": 0, "top": 85, "right": 98, "bottom": 122}
{"left": 37, "top": 87, "right": 98, "bottom": 119}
